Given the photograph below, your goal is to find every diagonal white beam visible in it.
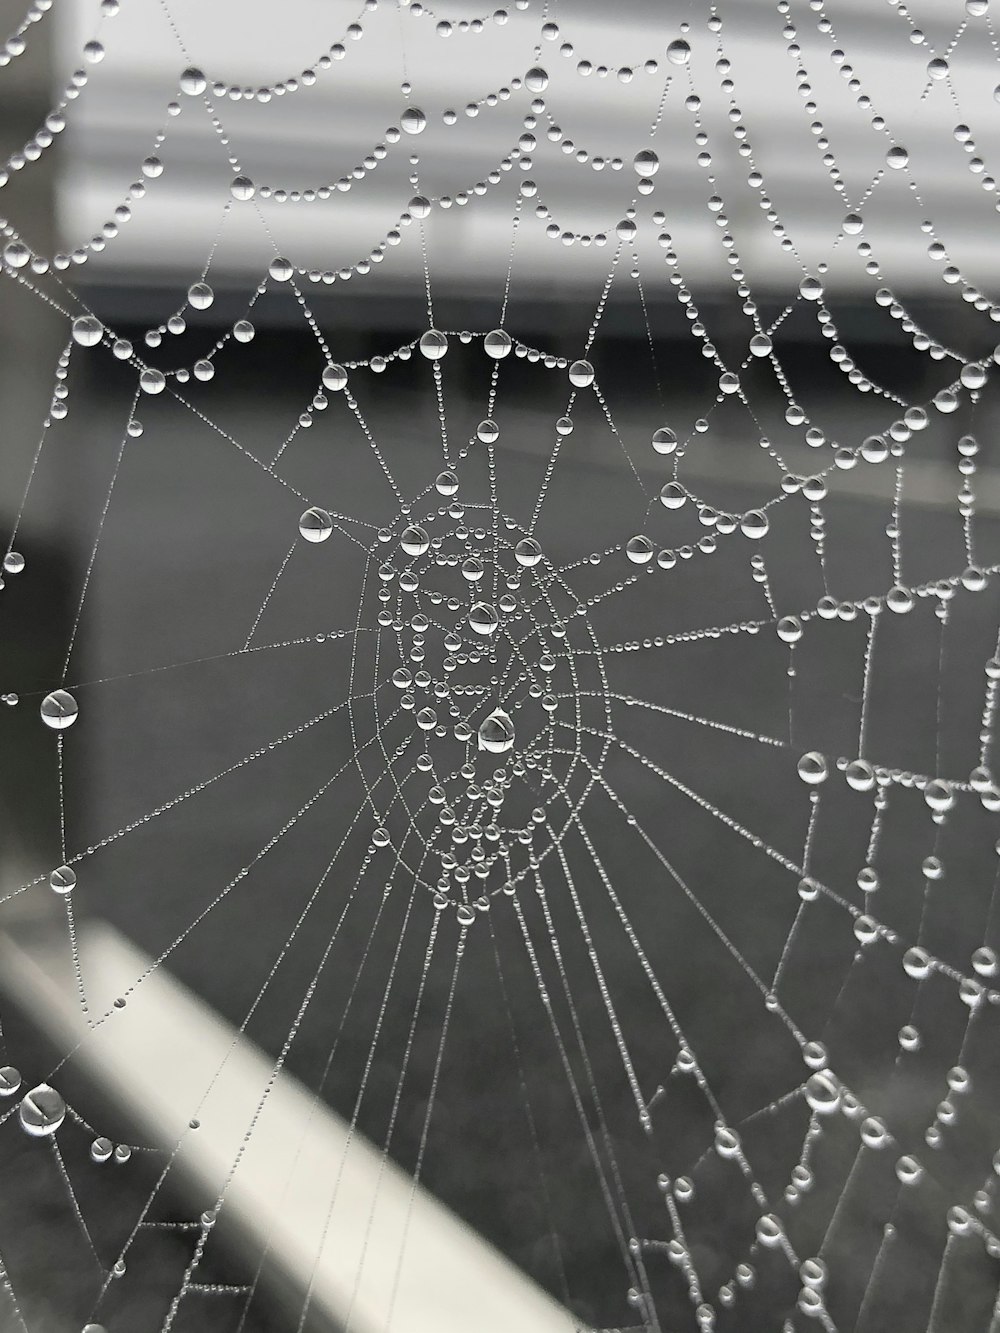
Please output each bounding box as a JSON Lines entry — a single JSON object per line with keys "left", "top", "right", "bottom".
{"left": 0, "top": 921, "right": 585, "bottom": 1333}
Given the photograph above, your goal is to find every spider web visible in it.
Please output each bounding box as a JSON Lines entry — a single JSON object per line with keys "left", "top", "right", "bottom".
{"left": 2, "top": 0, "right": 1000, "bottom": 1330}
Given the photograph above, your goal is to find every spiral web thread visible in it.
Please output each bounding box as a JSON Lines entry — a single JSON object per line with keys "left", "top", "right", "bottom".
{"left": 3, "top": 0, "right": 1000, "bottom": 1330}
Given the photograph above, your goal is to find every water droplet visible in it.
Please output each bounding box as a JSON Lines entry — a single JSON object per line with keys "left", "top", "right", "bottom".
{"left": 321, "top": 363, "right": 347, "bottom": 391}
{"left": 633, "top": 149, "right": 659, "bottom": 177}
{"left": 886, "top": 584, "right": 913, "bottom": 613}
{"left": 49, "top": 865, "right": 76, "bottom": 895}
{"left": 666, "top": 38, "right": 691, "bottom": 65}
{"left": 860, "top": 1116, "right": 889, "bottom": 1149}
{"left": 740, "top": 510, "right": 769, "bottom": 539}
{"left": 140, "top": 368, "right": 166, "bottom": 395}
{"left": 886, "top": 145, "right": 909, "bottom": 170}
{"left": 484, "top": 329, "right": 512, "bottom": 359}
{"left": 525, "top": 66, "right": 549, "bottom": 92}
{"left": 299, "top": 508, "right": 333, "bottom": 542}
{"left": 749, "top": 333, "right": 772, "bottom": 357}
{"left": 568, "top": 359, "right": 594, "bottom": 387}
{"left": 972, "top": 946, "right": 998, "bottom": 976}
{"left": 71, "top": 316, "right": 103, "bottom": 347}
{"left": 478, "top": 708, "right": 515, "bottom": 753}
{"left": 180, "top": 67, "right": 206, "bottom": 95}
{"left": 19, "top": 1083, "right": 66, "bottom": 1137}
{"left": 515, "top": 538, "right": 542, "bottom": 566}
{"left": 400, "top": 525, "right": 430, "bottom": 557}
{"left": 419, "top": 329, "right": 448, "bottom": 360}
{"left": 40, "top": 690, "right": 78, "bottom": 730}
{"left": 902, "top": 947, "right": 931, "bottom": 980}
{"left": 924, "top": 779, "right": 954, "bottom": 813}
{"left": 845, "top": 760, "right": 875, "bottom": 791}
{"left": 756, "top": 1213, "right": 784, "bottom": 1246}
{"left": 896, "top": 1154, "right": 923, "bottom": 1185}
{"left": 660, "top": 482, "right": 686, "bottom": 509}
{"left": 0, "top": 1067, "right": 21, "bottom": 1096}
{"left": 435, "top": 470, "right": 458, "bottom": 495}
{"left": 3, "top": 241, "right": 31, "bottom": 268}
{"left": 799, "top": 276, "right": 824, "bottom": 301}
{"left": 651, "top": 427, "right": 677, "bottom": 454}
{"left": 187, "top": 282, "right": 214, "bottom": 311}
{"left": 401, "top": 106, "right": 427, "bottom": 134}
{"left": 804, "top": 1070, "right": 840, "bottom": 1113}
{"left": 898, "top": 1023, "right": 921, "bottom": 1051}
{"left": 714, "top": 1125, "right": 741, "bottom": 1157}
{"left": 777, "top": 616, "right": 802, "bottom": 643}
{"left": 268, "top": 256, "right": 293, "bottom": 282}
{"left": 626, "top": 536, "right": 654, "bottom": 564}
{"left": 231, "top": 175, "right": 255, "bottom": 200}
{"left": 3, "top": 552, "right": 25, "bottom": 574}
{"left": 469, "top": 603, "right": 499, "bottom": 635}
{"left": 90, "top": 1136, "right": 112, "bottom": 1162}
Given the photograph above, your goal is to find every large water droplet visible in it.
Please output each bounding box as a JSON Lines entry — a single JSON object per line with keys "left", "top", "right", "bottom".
{"left": 299, "top": 508, "right": 333, "bottom": 542}
{"left": 740, "top": 510, "right": 769, "bottom": 539}
{"left": 19, "top": 1083, "right": 66, "bottom": 1137}
{"left": 3, "top": 240, "right": 31, "bottom": 269}
{"left": 478, "top": 708, "right": 515, "bottom": 753}
{"left": 515, "top": 538, "right": 542, "bottom": 567}
{"left": 71, "top": 316, "right": 103, "bottom": 347}
{"left": 419, "top": 329, "right": 448, "bottom": 360}
{"left": 666, "top": 38, "right": 691, "bottom": 65}
{"left": 180, "top": 67, "right": 206, "bottom": 95}
{"left": 400, "top": 525, "right": 430, "bottom": 557}
{"left": 797, "top": 751, "right": 828, "bottom": 784}
{"left": 49, "top": 865, "right": 76, "bottom": 895}
{"left": 469, "top": 603, "right": 499, "bottom": 635}
{"left": 0, "top": 1067, "right": 21, "bottom": 1096}
{"left": 804, "top": 1070, "right": 840, "bottom": 1113}
{"left": 568, "top": 359, "right": 594, "bottom": 387}
{"left": 40, "top": 690, "right": 78, "bottom": 730}
{"left": 187, "top": 282, "right": 214, "bottom": 311}
{"left": 484, "top": 329, "right": 512, "bottom": 359}
{"left": 401, "top": 106, "right": 427, "bottom": 135}
{"left": 626, "top": 536, "right": 654, "bottom": 564}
